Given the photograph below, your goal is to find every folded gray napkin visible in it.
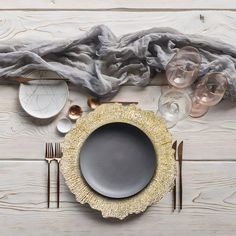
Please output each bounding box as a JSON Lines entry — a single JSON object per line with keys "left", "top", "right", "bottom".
{"left": 1, "top": 25, "right": 236, "bottom": 100}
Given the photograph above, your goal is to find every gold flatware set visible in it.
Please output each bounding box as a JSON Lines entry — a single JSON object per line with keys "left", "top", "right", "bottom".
{"left": 45, "top": 138, "right": 184, "bottom": 212}
{"left": 45, "top": 142, "right": 62, "bottom": 208}
{"left": 87, "top": 97, "right": 138, "bottom": 110}
{"left": 16, "top": 77, "right": 69, "bottom": 83}
{"left": 172, "top": 140, "right": 184, "bottom": 212}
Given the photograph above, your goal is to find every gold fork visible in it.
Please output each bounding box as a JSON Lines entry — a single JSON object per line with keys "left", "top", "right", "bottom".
{"left": 55, "top": 143, "right": 62, "bottom": 208}
{"left": 45, "top": 143, "right": 54, "bottom": 208}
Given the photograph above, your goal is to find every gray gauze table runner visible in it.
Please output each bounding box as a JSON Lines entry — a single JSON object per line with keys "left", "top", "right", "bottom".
{"left": 1, "top": 25, "right": 236, "bottom": 100}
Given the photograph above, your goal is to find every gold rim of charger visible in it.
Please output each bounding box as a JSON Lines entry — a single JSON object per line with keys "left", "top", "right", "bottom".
{"left": 61, "top": 103, "right": 176, "bottom": 220}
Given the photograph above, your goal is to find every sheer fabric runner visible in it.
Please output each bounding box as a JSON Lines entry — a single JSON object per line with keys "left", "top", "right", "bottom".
{"left": 1, "top": 25, "right": 236, "bottom": 100}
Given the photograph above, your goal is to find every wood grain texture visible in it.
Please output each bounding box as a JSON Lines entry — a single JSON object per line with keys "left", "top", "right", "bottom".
{"left": 0, "top": 83, "right": 235, "bottom": 160}
{"left": 1, "top": 161, "right": 236, "bottom": 236}
{"left": 0, "top": 6, "right": 235, "bottom": 236}
{"left": 0, "top": 0, "right": 235, "bottom": 10}
{"left": 0, "top": 11, "right": 235, "bottom": 47}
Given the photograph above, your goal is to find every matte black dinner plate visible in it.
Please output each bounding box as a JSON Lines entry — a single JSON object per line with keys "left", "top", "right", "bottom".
{"left": 79, "top": 122, "right": 157, "bottom": 198}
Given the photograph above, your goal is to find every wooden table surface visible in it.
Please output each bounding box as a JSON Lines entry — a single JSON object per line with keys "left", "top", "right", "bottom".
{"left": 0, "top": 1, "right": 236, "bottom": 235}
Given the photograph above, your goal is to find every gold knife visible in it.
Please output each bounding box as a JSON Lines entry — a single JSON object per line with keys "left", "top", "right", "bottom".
{"left": 16, "top": 77, "right": 69, "bottom": 83}
{"left": 178, "top": 141, "right": 184, "bottom": 211}
{"left": 172, "top": 140, "right": 177, "bottom": 211}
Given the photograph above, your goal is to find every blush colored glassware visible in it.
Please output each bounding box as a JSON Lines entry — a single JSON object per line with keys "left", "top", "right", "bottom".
{"left": 190, "top": 72, "right": 228, "bottom": 118}
{"left": 166, "top": 46, "right": 201, "bottom": 89}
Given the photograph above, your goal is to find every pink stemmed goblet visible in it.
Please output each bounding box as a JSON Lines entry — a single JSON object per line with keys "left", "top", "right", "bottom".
{"left": 166, "top": 46, "right": 201, "bottom": 89}
{"left": 190, "top": 72, "right": 228, "bottom": 118}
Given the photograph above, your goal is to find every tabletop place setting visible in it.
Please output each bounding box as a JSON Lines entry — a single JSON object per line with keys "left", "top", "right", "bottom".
{"left": 12, "top": 43, "right": 230, "bottom": 220}
{"left": 2, "top": 21, "right": 235, "bottom": 224}
{"left": 1, "top": 1, "right": 236, "bottom": 234}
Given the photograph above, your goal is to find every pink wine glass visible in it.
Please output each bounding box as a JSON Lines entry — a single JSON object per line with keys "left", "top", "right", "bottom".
{"left": 166, "top": 46, "right": 201, "bottom": 89}
{"left": 190, "top": 72, "right": 228, "bottom": 118}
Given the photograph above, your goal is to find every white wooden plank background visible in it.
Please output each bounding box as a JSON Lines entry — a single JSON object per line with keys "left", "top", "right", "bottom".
{"left": 0, "top": 11, "right": 235, "bottom": 47}
{"left": 0, "top": 0, "right": 235, "bottom": 10}
{"left": 0, "top": 1, "right": 236, "bottom": 235}
{"left": 1, "top": 161, "right": 236, "bottom": 236}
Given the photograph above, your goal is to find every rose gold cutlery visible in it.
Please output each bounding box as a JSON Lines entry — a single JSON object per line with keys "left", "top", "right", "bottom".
{"left": 45, "top": 143, "right": 54, "bottom": 208}
{"left": 87, "top": 98, "right": 138, "bottom": 110}
{"left": 45, "top": 142, "right": 62, "bottom": 208}
{"left": 55, "top": 143, "right": 62, "bottom": 208}
{"left": 172, "top": 140, "right": 177, "bottom": 211}
{"left": 178, "top": 141, "right": 183, "bottom": 211}
{"left": 16, "top": 77, "right": 69, "bottom": 83}
{"left": 172, "top": 140, "right": 184, "bottom": 212}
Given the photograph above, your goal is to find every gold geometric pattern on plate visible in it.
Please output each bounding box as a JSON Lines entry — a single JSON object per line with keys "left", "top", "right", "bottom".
{"left": 61, "top": 104, "right": 176, "bottom": 219}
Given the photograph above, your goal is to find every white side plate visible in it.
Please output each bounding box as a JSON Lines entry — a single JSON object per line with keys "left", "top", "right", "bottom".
{"left": 19, "top": 80, "right": 68, "bottom": 119}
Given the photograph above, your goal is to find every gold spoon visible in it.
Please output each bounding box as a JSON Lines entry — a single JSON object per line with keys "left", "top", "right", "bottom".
{"left": 16, "top": 77, "right": 69, "bottom": 83}
{"left": 87, "top": 98, "right": 138, "bottom": 110}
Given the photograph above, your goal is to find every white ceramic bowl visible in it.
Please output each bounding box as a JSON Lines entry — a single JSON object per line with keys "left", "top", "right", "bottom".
{"left": 57, "top": 118, "right": 72, "bottom": 134}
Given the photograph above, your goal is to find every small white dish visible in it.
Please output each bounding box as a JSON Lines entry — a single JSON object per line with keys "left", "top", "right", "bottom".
{"left": 57, "top": 118, "right": 72, "bottom": 134}
{"left": 19, "top": 80, "right": 68, "bottom": 119}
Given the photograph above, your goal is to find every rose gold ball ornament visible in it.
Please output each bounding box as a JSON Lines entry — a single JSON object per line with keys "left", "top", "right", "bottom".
{"left": 68, "top": 105, "right": 83, "bottom": 121}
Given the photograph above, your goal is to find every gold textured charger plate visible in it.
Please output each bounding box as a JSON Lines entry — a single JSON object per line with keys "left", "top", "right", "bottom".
{"left": 61, "top": 104, "right": 176, "bottom": 219}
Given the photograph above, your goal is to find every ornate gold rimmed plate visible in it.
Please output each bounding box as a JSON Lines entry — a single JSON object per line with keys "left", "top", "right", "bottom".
{"left": 61, "top": 104, "right": 176, "bottom": 219}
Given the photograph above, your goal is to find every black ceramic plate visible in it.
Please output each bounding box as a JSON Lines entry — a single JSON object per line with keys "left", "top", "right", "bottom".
{"left": 79, "top": 122, "right": 157, "bottom": 198}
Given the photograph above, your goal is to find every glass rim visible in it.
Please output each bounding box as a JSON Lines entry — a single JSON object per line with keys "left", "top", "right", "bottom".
{"left": 203, "top": 72, "right": 228, "bottom": 95}
{"left": 166, "top": 46, "right": 202, "bottom": 73}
